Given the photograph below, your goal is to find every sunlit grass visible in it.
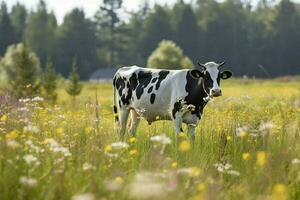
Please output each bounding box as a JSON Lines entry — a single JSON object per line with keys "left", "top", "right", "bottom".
{"left": 0, "top": 78, "right": 300, "bottom": 200}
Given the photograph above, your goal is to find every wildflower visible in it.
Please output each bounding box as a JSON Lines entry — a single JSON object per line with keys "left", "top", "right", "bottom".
{"left": 129, "top": 149, "right": 138, "bottom": 157}
{"left": 82, "top": 162, "right": 96, "bottom": 171}
{"left": 292, "top": 158, "right": 300, "bottom": 165}
{"left": 128, "top": 172, "right": 167, "bottom": 199}
{"left": 150, "top": 134, "right": 171, "bottom": 145}
{"left": 45, "top": 138, "right": 71, "bottom": 157}
{"left": 242, "top": 153, "right": 250, "bottom": 161}
{"left": 56, "top": 127, "right": 64, "bottom": 135}
{"left": 23, "top": 154, "right": 40, "bottom": 165}
{"left": 191, "top": 167, "right": 201, "bottom": 177}
{"left": 32, "top": 96, "right": 44, "bottom": 102}
{"left": 129, "top": 137, "right": 137, "bottom": 143}
{"left": 177, "top": 167, "right": 201, "bottom": 177}
{"left": 6, "top": 130, "right": 19, "bottom": 140}
{"left": 227, "top": 170, "right": 240, "bottom": 176}
{"left": 226, "top": 136, "right": 232, "bottom": 141}
{"left": 236, "top": 126, "right": 248, "bottom": 137}
{"left": 256, "top": 151, "right": 266, "bottom": 167}
{"left": 23, "top": 124, "right": 40, "bottom": 134}
{"left": 179, "top": 140, "right": 191, "bottom": 152}
{"left": 259, "top": 121, "right": 275, "bottom": 133}
{"left": 171, "top": 162, "right": 178, "bottom": 168}
{"left": 0, "top": 114, "right": 7, "bottom": 122}
{"left": 71, "top": 193, "right": 95, "bottom": 200}
{"left": 19, "top": 176, "right": 37, "bottom": 187}
{"left": 104, "top": 144, "right": 112, "bottom": 152}
{"left": 6, "top": 140, "right": 21, "bottom": 149}
{"left": 178, "top": 132, "right": 186, "bottom": 139}
{"left": 271, "top": 183, "right": 287, "bottom": 200}
{"left": 111, "top": 142, "right": 129, "bottom": 150}
{"left": 197, "top": 183, "right": 206, "bottom": 192}
{"left": 84, "top": 127, "right": 93, "bottom": 134}
{"left": 19, "top": 98, "right": 31, "bottom": 103}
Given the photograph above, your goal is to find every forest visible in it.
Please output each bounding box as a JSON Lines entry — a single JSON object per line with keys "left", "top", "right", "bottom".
{"left": 1, "top": 0, "right": 300, "bottom": 79}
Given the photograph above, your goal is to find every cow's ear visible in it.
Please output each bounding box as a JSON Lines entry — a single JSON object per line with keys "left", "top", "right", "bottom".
{"left": 220, "top": 70, "right": 232, "bottom": 79}
{"left": 190, "top": 69, "right": 204, "bottom": 79}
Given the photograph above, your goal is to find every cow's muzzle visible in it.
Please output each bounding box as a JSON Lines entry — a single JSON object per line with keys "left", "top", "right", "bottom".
{"left": 210, "top": 89, "right": 222, "bottom": 97}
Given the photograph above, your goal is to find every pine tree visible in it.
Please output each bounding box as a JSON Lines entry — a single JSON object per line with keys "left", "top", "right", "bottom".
{"left": 43, "top": 58, "right": 57, "bottom": 104}
{"left": 66, "top": 59, "right": 82, "bottom": 101}
{"left": 0, "top": 43, "right": 41, "bottom": 97}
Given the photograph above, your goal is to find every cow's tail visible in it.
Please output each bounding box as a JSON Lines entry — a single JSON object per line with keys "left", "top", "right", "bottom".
{"left": 113, "top": 76, "right": 119, "bottom": 123}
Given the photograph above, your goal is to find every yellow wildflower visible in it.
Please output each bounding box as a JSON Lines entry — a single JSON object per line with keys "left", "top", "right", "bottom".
{"left": 192, "top": 167, "right": 201, "bottom": 177}
{"left": 242, "top": 153, "right": 250, "bottom": 161}
{"left": 178, "top": 132, "right": 186, "bottom": 139}
{"left": 271, "top": 183, "right": 287, "bottom": 200}
{"left": 6, "top": 130, "right": 19, "bottom": 140}
{"left": 104, "top": 145, "right": 112, "bottom": 152}
{"left": 256, "top": 151, "right": 266, "bottom": 167}
{"left": 0, "top": 114, "right": 8, "bottom": 122}
{"left": 56, "top": 127, "right": 64, "bottom": 135}
{"left": 197, "top": 183, "right": 206, "bottom": 192}
{"left": 226, "top": 136, "right": 232, "bottom": 141}
{"left": 171, "top": 162, "right": 178, "bottom": 168}
{"left": 129, "top": 149, "right": 138, "bottom": 157}
{"left": 114, "top": 176, "right": 124, "bottom": 185}
{"left": 84, "top": 127, "right": 93, "bottom": 134}
{"left": 179, "top": 140, "right": 191, "bottom": 152}
{"left": 129, "top": 137, "right": 137, "bottom": 143}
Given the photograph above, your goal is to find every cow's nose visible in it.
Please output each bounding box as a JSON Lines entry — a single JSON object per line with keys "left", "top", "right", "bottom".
{"left": 211, "top": 89, "right": 222, "bottom": 97}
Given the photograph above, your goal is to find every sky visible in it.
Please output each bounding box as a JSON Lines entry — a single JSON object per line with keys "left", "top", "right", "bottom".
{"left": 4, "top": 0, "right": 300, "bottom": 24}
{"left": 5, "top": 0, "right": 182, "bottom": 24}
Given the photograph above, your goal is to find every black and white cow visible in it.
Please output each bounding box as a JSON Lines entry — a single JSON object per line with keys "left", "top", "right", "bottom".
{"left": 113, "top": 61, "right": 232, "bottom": 140}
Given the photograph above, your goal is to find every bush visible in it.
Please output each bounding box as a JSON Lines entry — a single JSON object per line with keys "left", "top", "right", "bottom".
{"left": 0, "top": 43, "right": 41, "bottom": 97}
{"left": 147, "top": 40, "right": 193, "bottom": 69}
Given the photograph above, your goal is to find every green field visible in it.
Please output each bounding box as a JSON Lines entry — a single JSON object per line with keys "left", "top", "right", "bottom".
{"left": 1, "top": 79, "right": 300, "bottom": 200}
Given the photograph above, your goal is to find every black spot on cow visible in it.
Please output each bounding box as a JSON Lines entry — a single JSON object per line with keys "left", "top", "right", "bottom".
{"left": 180, "top": 128, "right": 183, "bottom": 132}
{"left": 155, "top": 71, "right": 169, "bottom": 90}
{"left": 148, "top": 86, "right": 153, "bottom": 93}
{"left": 115, "top": 77, "right": 126, "bottom": 96}
{"left": 150, "top": 93, "right": 156, "bottom": 104}
{"left": 184, "top": 71, "right": 208, "bottom": 119}
{"left": 129, "top": 73, "right": 138, "bottom": 90}
{"left": 151, "top": 77, "right": 158, "bottom": 83}
{"left": 172, "top": 101, "right": 182, "bottom": 119}
{"left": 120, "top": 82, "right": 132, "bottom": 106}
{"left": 136, "top": 71, "right": 152, "bottom": 99}
{"left": 119, "top": 100, "right": 122, "bottom": 108}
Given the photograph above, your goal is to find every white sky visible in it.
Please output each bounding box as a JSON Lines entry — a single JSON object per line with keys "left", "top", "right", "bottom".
{"left": 4, "top": 0, "right": 300, "bottom": 24}
{"left": 5, "top": 0, "right": 182, "bottom": 24}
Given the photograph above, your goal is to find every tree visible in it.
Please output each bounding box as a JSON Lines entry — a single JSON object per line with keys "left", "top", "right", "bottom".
{"left": 95, "top": 0, "right": 123, "bottom": 66}
{"left": 0, "top": 2, "right": 16, "bottom": 55}
{"left": 24, "top": 0, "right": 57, "bottom": 67}
{"left": 0, "top": 43, "right": 41, "bottom": 97}
{"left": 173, "top": 1, "right": 200, "bottom": 61}
{"left": 10, "top": 3, "right": 27, "bottom": 42}
{"left": 43, "top": 58, "right": 57, "bottom": 104}
{"left": 147, "top": 40, "right": 193, "bottom": 69}
{"left": 139, "top": 5, "right": 173, "bottom": 61}
{"left": 66, "top": 59, "right": 82, "bottom": 101}
{"left": 57, "top": 8, "right": 98, "bottom": 79}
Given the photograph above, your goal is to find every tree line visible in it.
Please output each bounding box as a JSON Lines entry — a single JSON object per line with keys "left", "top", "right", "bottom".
{"left": 1, "top": 0, "right": 300, "bottom": 79}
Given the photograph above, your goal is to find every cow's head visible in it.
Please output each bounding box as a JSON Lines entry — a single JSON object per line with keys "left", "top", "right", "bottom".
{"left": 190, "top": 61, "right": 232, "bottom": 98}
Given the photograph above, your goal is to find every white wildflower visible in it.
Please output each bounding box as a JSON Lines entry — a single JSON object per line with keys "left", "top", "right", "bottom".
{"left": 19, "top": 176, "right": 37, "bottom": 187}
{"left": 71, "top": 193, "right": 95, "bottom": 200}
{"left": 111, "top": 142, "right": 129, "bottom": 150}
{"left": 292, "top": 158, "right": 300, "bottom": 165}
{"left": 227, "top": 170, "right": 240, "bottom": 176}
{"left": 6, "top": 140, "right": 21, "bottom": 149}
{"left": 236, "top": 126, "right": 248, "bottom": 137}
{"left": 19, "top": 98, "right": 31, "bottom": 103}
{"left": 82, "top": 162, "right": 96, "bottom": 171}
{"left": 259, "top": 121, "right": 275, "bottom": 132}
{"left": 129, "top": 172, "right": 167, "bottom": 199}
{"left": 150, "top": 134, "right": 171, "bottom": 145}
{"left": 17, "top": 107, "right": 29, "bottom": 112}
{"left": 32, "top": 96, "right": 44, "bottom": 102}
{"left": 23, "top": 124, "right": 40, "bottom": 134}
{"left": 26, "top": 140, "right": 44, "bottom": 153}
{"left": 23, "top": 154, "right": 40, "bottom": 165}
{"left": 45, "top": 138, "right": 71, "bottom": 157}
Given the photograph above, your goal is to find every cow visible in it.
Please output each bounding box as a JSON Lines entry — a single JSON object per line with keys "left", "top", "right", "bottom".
{"left": 113, "top": 61, "right": 232, "bottom": 140}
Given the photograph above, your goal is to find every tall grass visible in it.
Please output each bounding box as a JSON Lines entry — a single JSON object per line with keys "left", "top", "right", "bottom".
{"left": 0, "top": 79, "right": 300, "bottom": 200}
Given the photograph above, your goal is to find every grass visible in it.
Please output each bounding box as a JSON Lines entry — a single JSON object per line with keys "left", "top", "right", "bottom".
{"left": 0, "top": 78, "right": 300, "bottom": 200}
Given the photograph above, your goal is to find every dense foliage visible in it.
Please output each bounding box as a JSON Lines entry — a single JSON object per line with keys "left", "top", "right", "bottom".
{"left": 1, "top": 0, "right": 300, "bottom": 78}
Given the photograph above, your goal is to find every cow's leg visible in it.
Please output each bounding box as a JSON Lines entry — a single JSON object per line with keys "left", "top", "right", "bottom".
{"left": 172, "top": 113, "right": 183, "bottom": 135}
{"left": 187, "top": 124, "right": 197, "bottom": 142}
{"left": 129, "top": 109, "right": 140, "bottom": 137}
{"left": 119, "top": 107, "right": 130, "bottom": 140}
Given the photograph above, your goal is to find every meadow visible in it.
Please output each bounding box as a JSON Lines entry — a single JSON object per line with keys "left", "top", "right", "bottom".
{"left": 1, "top": 78, "right": 300, "bottom": 200}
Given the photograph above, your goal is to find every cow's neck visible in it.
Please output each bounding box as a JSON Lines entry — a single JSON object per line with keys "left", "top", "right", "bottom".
{"left": 184, "top": 74, "right": 209, "bottom": 118}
